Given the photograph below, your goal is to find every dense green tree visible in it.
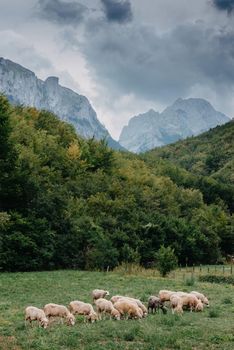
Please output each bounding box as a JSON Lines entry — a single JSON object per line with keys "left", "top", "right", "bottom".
{"left": 155, "top": 246, "right": 178, "bottom": 277}
{"left": 0, "top": 96, "right": 233, "bottom": 271}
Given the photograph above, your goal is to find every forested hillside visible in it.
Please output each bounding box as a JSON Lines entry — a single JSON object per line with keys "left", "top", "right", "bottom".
{"left": 0, "top": 95, "right": 233, "bottom": 271}
{"left": 144, "top": 121, "right": 234, "bottom": 182}
{"left": 143, "top": 121, "right": 234, "bottom": 213}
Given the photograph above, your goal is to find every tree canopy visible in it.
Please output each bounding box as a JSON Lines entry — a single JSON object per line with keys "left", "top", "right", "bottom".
{"left": 0, "top": 95, "right": 233, "bottom": 271}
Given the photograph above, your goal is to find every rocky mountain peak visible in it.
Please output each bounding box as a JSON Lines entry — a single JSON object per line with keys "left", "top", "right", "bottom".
{"left": 119, "top": 98, "right": 230, "bottom": 153}
{"left": 0, "top": 57, "right": 124, "bottom": 150}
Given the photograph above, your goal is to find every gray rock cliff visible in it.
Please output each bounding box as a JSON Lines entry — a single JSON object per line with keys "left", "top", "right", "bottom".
{"left": 0, "top": 57, "right": 123, "bottom": 150}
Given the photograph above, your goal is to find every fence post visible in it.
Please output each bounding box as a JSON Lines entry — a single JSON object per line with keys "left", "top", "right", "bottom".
{"left": 231, "top": 264, "right": 233, "bottom": 275}
{"left": 193, "top": 264, "right": 195, "bottom": 272}
{"left": 208, "top": 266, "right": 209, "bottom": 273}
{"left": 200, "top": 264, "right": 202, "bottom": 273}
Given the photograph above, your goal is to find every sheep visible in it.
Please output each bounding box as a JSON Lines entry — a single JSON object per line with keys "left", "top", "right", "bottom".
{"left": 69, "top": 301, "right": 98, "bottom": 323}
{"left": 190, "top": 291, "right": 209, "bottom": 307}
{"left": 92, "top": 289, "right": 109, "bottom": 302}
{"left": 110, "top": 296, "right": 147, "bottom": 317}
{"left": 95, "top": 298, "right": 120, "bottom": 320}
{"left": 147, "top": 296, "right": 167, "bottom": 314}
{"left": 44, "top": 303, "right": 75, "bottom": 326}
{"left": 114, "top": 300, "right": 143, "bottom": 320}
{"left": 170, "top": 294, "right": 203, "bottom": 314}
{"left": 25, "top": 306, "right": 49, "bottom": 328}
{"left": 159, "top": 290, "right": 176, "bottom": 302}
{"left": 180, "top": 294, "right": 203, "bottom": 312}
{"left": 170, "top": 295, "right": 184, "bottom": 315}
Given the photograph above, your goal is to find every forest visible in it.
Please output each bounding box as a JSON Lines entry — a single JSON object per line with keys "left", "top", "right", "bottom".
{"left": 0, "top": 95, "right": 233, "bottom": 271}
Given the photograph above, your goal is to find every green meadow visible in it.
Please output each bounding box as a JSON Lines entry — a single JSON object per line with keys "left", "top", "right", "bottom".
{"left": 0, "top": 270, "right": 233, "bottom": 350}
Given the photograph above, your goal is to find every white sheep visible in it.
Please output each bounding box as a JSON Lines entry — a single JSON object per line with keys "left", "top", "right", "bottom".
{"left": 25, "top": 306, "right": 49, "bottom": 328}
{"left": 110, "top": 295, "right": 147, "bottom": 317}
{"left": 170, "top": 295, "right": 184, "bottom": 315}
{"left": 92, "top": 289, "right": 109, "bottom": 302}
{"left": 95, "top": 298, "right": 120, "bottom": 320}
{"left": 69, "top": 301, "right": 98, "bottom": 323}
{"left": 170, "top": 294, "right": 203, "bottom": 314}
{"left": 114, "top": 299, "right": 143, "bottom": 319}
{"left": 190, "top": 291, "right": 209, "bottom": 306}
{"left": 44, "top": 303, "right": 75, "bottom": 326}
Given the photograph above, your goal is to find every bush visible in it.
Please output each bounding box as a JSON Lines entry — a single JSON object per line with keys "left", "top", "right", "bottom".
{"left": 155, "top": 246, "right": 178, "bottom": 277}
{"left": 199, "top": 275, "right": 234, "bottom": 285}
{"left": 185, "top": 275, "right": 196, "bottom": 286}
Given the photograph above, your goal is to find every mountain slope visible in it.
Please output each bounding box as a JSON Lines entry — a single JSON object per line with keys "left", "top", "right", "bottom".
{"left": 0, "top": 57, "right": 124, "bottom": 150}
{"left": 142, "top": 121, "right": 234, "bottom": 213}
{"left": 119, "top": 98, "right": 230, "bottom": 153}
{"left": 144, "top": 120, "right": 234, "bottom": 183}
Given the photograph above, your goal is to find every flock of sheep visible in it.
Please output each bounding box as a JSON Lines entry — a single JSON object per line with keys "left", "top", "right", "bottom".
{"left": 25, "top": 288, "right": 209, "bottom": 329}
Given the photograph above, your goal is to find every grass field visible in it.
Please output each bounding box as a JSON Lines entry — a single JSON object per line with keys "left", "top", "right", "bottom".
{"left": 0, "top": 270, "right": 233, "bottom": 350}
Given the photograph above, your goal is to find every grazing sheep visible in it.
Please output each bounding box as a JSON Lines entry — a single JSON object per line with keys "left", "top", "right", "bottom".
{"left": 69, "top": 301, "right": 98, "bottom": 323}
{"left": 92, "top": 289, "right": 109, "bottom": 302}
{"left": 110, "top": 296, "right": 147, "bottom": 317}
{"left": 180, "top": 294, "right": 203, "bottom": 312}
{"left": 170, "top": 295, "right": 184, "bottom": 315}
{"left": 95, "top": 298, "right": 120, "bottom": 320}
{"left": 159, "top": 290, "right": 176, "bottom": 302}
{"left": 44, "top": 303, "right": 75, "bottom": 326}
{"left": 147, "top": 296, "right": 167, "bottom": 314}
{"left": 114, "top": 300, "right": 143, "bottom": 319}
{"left": 190, "top": 291, "right": 209, "bottom": 306}
{"left": 170, "top": 294, "right": 203, "bottom": 313}
{"left": 25, "top": 306, "right": 49, "bottom": 328}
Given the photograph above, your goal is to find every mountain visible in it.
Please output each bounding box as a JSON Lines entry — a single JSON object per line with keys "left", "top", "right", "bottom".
{"left": 119, "top": 98, "right": 230, "bottom": 153}
{"left": 0, "top": 57, "right": 124, "bottom": 150}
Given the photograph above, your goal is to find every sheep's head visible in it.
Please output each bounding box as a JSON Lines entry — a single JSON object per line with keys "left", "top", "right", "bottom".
{"left": 111, "top": 309, "right": 120, "bottom": 320}
{"left": 67, "top": 313, "right": 75, "bottom": 326}
{"left": 104, "top": 291, "right": 110, "bottom": 297}
{"left": 40, "top": 317, "right": 49, "bottom": 329}
{"left": 176, "top": 305, "right": 183, "bottom": 315}
{"left": 204, "top": 297, "right": 209, "bottom": 307}
{"left": 87, "top": 312, "right": 98, "bottom": 323}
{"left": 196, "top": 301, "right": 203, "bottom": 312}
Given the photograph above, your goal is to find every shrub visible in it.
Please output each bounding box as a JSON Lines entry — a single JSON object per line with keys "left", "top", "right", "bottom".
{"left": 185, "top": 275, "right": 196, "bottom": 286}
{"left": 199, "top": 275, "right": 234, "bottom": 285}
{"left": 155, "top": 246, "right": 178, "bottom": 277}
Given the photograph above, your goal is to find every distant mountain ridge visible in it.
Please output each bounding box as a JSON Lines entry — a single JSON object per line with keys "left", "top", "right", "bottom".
{"left": 119, "top": 98, "right": 230, "bottom": 153}
{"left": 0, "top": 57, "right": 124, "bottom": 150}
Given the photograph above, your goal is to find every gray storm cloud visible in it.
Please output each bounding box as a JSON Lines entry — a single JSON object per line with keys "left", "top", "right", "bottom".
{"left": 37, "top": 0, "right": 88, "bottom": 26}
{"left": 101, "top": 0, "right": 133, "bottom": 23}
{"left": 212, "top": 0, "right": 234, "bottom": 14}
{"left": 79, "top": 20, "right": 234, "bottom": 103}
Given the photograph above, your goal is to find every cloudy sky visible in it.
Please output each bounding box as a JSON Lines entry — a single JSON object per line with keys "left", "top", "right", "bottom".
{"left": 0, "top": 0, "right": 234, "bottom": 139}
